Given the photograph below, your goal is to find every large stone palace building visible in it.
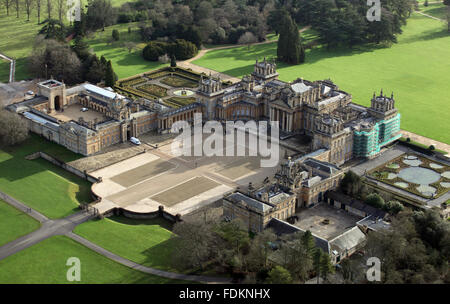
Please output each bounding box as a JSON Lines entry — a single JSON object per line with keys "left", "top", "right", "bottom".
{"left": 8, "top": 59, "right": 400, "bottom": 162}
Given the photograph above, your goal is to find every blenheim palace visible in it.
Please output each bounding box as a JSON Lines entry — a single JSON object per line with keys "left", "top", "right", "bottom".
{"left": 8, "top": 58, "right": 401, "bottom": 165}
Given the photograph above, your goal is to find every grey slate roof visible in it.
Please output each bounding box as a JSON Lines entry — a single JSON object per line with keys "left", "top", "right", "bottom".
{"left": 267, "top": 218, "right": 330, "bottom": 254}
{"left": 303, "top": 158, "right": 340, "bottom": 175}
{"left": 329, "top": 226, "right": 366, "bottom": 252}
{"left": 227, "top": 192, "right": 273, "bottom": 212}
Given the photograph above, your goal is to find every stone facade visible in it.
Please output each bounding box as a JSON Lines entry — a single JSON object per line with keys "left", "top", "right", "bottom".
{"left": 10, "top": 60, "right": 400, "bottom": 160}
{"left": 223, "top": 188, "right": 296, "bottom": 233}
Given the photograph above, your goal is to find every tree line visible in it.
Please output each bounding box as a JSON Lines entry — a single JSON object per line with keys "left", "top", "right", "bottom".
{"left": 171, "top": 217, "right": 334, "bottom": 283}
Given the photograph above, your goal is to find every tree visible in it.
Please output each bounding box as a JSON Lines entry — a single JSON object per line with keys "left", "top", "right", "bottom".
{"left": 3, "top": 0, "right": 11, "bottom": 16}
{"left": 46, "top": 0, "right": 51, "bottom": 19}
{"left": 171, "top": 219, "right": 218, "bottom": 270}
{"left": 0, "top": 110, "right": 28, "bottom": 146}
{"left": 170, "top": 54, "right": 176, "bottom": 67}
{"left": 384, "top": 200, "right": 404, "bottom": 215}
{"left": 104, "top": 60, "right": 115, "bottom": 87}
{"left": 277, "top": 11, "right": 302, "bottom": 64}
{"left": 38, "top": 19, "right": 66, "bottom": 41}
{"left": 14, "top": 0, "right": 18, "bottom": 17}
{"left": 85, "top": 0, "right": 114, "bottom": 31}
{"left": 319, "top": 251, "right": 335, "bottom": 280}
{"left": 447, "top": 4, "right": 450, "bottom": 33}
{"left": 36, "top": 0, "right": 41, "bottom": 23}
{"left": 56, "top": 0, "right": 65, "bottom": 23}
{"left": 266, "top": 266, "right": 292, "bottom": 284}
{"left": 364, "top": 209, "right": 450, "bottom": 283}
{"left": 340, "top": 170, "right": 362, "bottom": 197}
{"left": 247, "top": 229, "right": 276, "bottom": 272}
{"left": 142, "top": 41, "right": 167, "bottom": 61}
{"left": 24, "top": 0, "right": 34, "bottom": 21}
{"left": 278, "top": 232, "right": 314, "bottom": 282}
{"left": 112, "top": 29, "right": 120, "bottom": 41}
{"left": 237, "top": 31, "right": 257, "bottom": 50}
{"left": 123, "top": 41, "right": 137, "bottom": 53}
{"left": 365, "top": 193, "right": 385, "bottom": 209}
{"left": 71, "top": 36, "right": 90, "bottom": 61}
{"left": 84, "top": 55, "right": 104, "bottom": 84}
{"left": 29, "top": 39, "right": 82, "bottom": 84}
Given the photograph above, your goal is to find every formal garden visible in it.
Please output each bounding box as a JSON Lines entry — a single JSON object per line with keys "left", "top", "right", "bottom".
{"left": 369, "top": 154, "right": 450, "bottom": 199}
{"left": 115, "top": 66, "right": 230, "bottom": 109}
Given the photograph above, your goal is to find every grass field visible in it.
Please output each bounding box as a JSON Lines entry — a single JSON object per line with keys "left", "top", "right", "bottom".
{"left": 0, "top": 199, "right": 40, "bottom": 247}
{"left": 0, "top": 1, "right": 153, "bottom": 82}
{"left": 85, "top": 22, "right": 167, "bottom": 79}
{"left": 74, "top": 216, "right": 178, "bottom": 271}
{"left": 0, "top": 134, "right": 91, "bottom": 219}
{"left": 193, "top": 13, "right": 450, "bottom": 144}
{"left": 0, "top": 235, "right": 185, "bottom": 283}
{"left": 420, "top": 3, "right": 448, "bottom": 19}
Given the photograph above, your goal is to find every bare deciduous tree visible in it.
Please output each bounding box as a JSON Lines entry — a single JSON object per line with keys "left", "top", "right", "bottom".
{"left": 0, "top": 110, "right": 29, "bottom": 146}
{"left": 56, "top": 0, "right": 64, "bottom": 23}
{"left": 14, "top": 0, "right": 19, "bottom": 18}
{"left": 46, "top": 0, "right": 51, "bottom": 19}
{"left": 24, "top": 0, "right": 33, "bottom": 21}
{"left": 238, "top": 31, "right": 257, "bottom": 50}
{"left": 123, "top": 41, "right": 137, "bottom": 53}
{"left": 3, "top": 0, "right": 11, "bottom": 15}
{"left": 36, "top": 0, "right": 41, "bottom": 23}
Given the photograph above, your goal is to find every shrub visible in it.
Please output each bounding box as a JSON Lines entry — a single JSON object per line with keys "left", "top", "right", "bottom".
{"left": 406, "top": 137, "right": 411, "bottom": 142}
{"left": 266, "top": 266, "right": 292, "bottom": 284}
{"left": 429, "top": 145, "right": 435, "bottom": 151}
{"left": 142, "top": 41, "right": 167, "bottom": 61}
{"left": 170, "top": 39, "right": 198, "bottom": 60}
{"left": 384, "top": 200, "right": 404, "bottom": 215}
{"left": 365, "top": 193, "right": 385, "bottom": 209}
{"left": 142, "top": 39, "right": 197, "bottom": 61}
{"left": 112, "top": 29, "right": 120, "bottom": 41}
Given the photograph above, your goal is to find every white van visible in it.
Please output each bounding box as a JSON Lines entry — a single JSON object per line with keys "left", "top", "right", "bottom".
{"left": 130, "top": 137, "right": 141, "bottom": 145}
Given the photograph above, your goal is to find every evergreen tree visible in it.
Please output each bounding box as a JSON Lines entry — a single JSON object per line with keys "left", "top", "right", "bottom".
{"left": 170, "top": 54, "right": 177, "bottom": 67}
{"left": 266, "top": 266, "right": 292, "bottom": 284}
{"left": 277, "top": 12, "right": 302, "bottom": 64}
{"left": 104, "top": 60, "right": 115, "bottom": 87}
{"left": 112, "top": 29, "right": 120, "bottom": 41}
{"left": 319, "top": 252, "right": 335, "bottom": 280}
{"left": 72, "top": 36, "right": 90, "bottom": 61}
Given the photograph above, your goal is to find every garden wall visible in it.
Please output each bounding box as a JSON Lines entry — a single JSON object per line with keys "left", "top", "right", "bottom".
{"left": 117, "top": 206, "right": 182, "bottom": 223}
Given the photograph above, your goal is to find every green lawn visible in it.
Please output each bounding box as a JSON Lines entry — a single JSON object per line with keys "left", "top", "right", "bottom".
{"left": 193, "top": 13, "right": 450, "bottom": 144}
{"left": 74, "top": 216, "right": 178, "bottom": 271}
{"left": 420, "top": 3, "right": 448, "bottom": 19}
{"left": 0, "top": 199, "right": 40, "bottom": 247}
{"left": 0, "top": 134, "right": 91, "bottom": 219}
{"left": 0, "top": 1, "right": 149, "bottom": 82}
{"left": 85, "top": 22, "right": 167, "bottom": 79}
{"left": 0, "top": 235, "right": 186, "bottom": 283}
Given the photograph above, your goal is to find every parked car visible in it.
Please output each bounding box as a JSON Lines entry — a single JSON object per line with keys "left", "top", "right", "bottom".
{"left": 26, "top": 90, "right": 34, "bottom": 95}
{"left": 130, "top": 137, "right": 141, "bottom": 145}
{"left": 81, "top": 107, "right": 88, "bottom": 112}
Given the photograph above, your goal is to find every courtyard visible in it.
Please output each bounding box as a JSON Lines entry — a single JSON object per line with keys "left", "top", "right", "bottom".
{"left": 90, "top": 129, "right": 291, "bottom": 216}
{"left": 294, "top": 203, "right": 362, "bottom": 241}
{"left": 49, "top": 103, "right": 107, "bottom": 123}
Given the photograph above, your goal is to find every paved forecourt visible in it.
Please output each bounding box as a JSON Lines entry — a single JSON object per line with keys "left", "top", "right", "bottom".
{"left": 90, "top": 130, "right": 287, "bottom": 216}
